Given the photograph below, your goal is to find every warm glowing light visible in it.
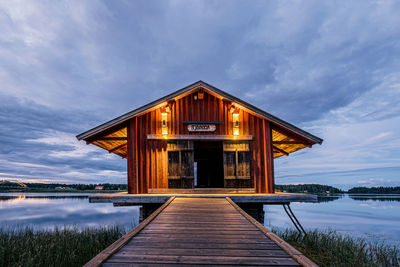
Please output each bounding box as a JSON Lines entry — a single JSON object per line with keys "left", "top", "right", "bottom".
{"left": 6, "top": 195, "right": 26, "bottom": 204}
{"left": 233, "top": 113, "right": 239, "bottom": 136}
{"left": 198, "top": 92, "right": 204, "bottom": 100}
{"left": 161, "top": 112, "right": 168, "bottom": 135}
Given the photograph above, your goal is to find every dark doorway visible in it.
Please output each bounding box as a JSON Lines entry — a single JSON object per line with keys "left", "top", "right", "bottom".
{"left": 194, "top": 141, "right": 224, "bottom": 188}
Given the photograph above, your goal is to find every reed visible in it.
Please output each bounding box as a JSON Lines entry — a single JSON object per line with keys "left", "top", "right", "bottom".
{"left": 0, "top": 226, "right": 125, "bottom": 267}
{"left": 273, "top": 228, "right": 400, "bottom": 267}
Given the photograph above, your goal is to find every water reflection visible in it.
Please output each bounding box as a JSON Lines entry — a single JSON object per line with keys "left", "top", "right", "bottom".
{"left": 349, "top": 194, "right": 400, "bottom": 202}
{"left": 0, "top": 195, "right": 88, "bottom": 202}
{"left": 0, "top": 193, "right": 140, "bottom": 231}
{"left": 264, "top": 194, "right": 400, "bottom": 246}
{"left": 0, "top": 195, "right": 27, "bottom": 203}
{"left": 317, "top": 194, "right": 344, "bottom": 202}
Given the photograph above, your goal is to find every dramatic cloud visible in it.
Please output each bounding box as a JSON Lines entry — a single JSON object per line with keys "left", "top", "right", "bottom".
{"left": 0, "top": 0, "right": 399, "bottom": 188}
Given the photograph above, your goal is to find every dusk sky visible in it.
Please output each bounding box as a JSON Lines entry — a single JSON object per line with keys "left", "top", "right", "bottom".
{"left": 1, "top": 1, "right": 399, "bottom": 189}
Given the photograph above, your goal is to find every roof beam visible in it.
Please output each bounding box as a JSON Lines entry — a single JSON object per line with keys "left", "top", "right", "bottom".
{"left": 108, "top": 143, "right": 127, "bottom": 153}
{"left": 272, "top": 126, "right": 313, "bottom": 147}
{"left": 273, "top": 145, "right": 289, "bottom": 156}
{"left": 82, "top": 121, "right": 128, "bottom": 142}
{"left": 273, "top": 141, "right": 308, "bottom": 145}
{"left": 86, "top": 136, "right": 127, "bottom": 144}
{"left": 95, "top": 137, "right": 127, "bottom": 141}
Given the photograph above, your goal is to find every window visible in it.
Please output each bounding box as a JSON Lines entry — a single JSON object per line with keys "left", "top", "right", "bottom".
{"left": 167, "top": 141, "right": 194, "bottom": 188}
{"left": 167, "top": 151, "right": 180, "bottom": 179}
{"left": 223, "top": 141, "right": 251, "bottom": 179}
{"left": 237, "top": 151, "right": 250, "bottom": 178}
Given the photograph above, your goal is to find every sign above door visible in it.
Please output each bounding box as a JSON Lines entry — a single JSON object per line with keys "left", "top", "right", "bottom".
{"left": 187, "top": 124, "right": 216, "bottom": 132}
{"left": 183, "top": 121, "right": 219, "bottom": 132}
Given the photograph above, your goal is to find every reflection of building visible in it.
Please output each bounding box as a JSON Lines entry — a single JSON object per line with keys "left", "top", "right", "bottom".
{"left": 77, "top": 81, "right": 322, "bottom": 194}
{"left": 0, "top": 195, "right": 26, "bottom": 203}
{"left": 95, "top": 185, "right": 104, "bottom": 190}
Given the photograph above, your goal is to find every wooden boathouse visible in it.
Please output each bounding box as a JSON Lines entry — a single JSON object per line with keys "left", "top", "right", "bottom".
{"left": 77, "top": 81, "right": 322, "bottom": 194}
{"left": 78, "top": 81, "right": 322, "bottom": 266}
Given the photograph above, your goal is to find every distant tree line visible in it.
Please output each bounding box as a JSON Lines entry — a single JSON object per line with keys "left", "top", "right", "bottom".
{"left": 275, "top": 184, "right": 400, "bottom": 194}
{"left": 347, "top": 186, "right": 400, "bottom": 194}
{"left": 24, "top": 183, "right": 127, "bottom": 191}
{"left": 0, "top": 181, "right": 127, "bottom": 191}
{"left": 275, "top": 184, "right": 344, "bottom": 194}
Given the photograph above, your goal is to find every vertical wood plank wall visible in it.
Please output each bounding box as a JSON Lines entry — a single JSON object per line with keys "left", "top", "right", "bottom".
{"left": 127, "top": 91, "right": 274, "bottom": 194}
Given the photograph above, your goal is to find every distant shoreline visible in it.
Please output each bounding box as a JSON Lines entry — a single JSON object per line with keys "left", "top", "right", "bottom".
{"left": 1, "top": 189, "right": 400, "bottom": 195}
{"left": 1, "top": 181, "right": 399, "bottom": 194}
{"left": 0, "top": 188, "right": 125, "bottom": 193}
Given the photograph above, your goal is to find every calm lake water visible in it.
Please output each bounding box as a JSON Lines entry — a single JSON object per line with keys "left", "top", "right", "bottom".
{"left": 0, "top": 193, "right": 399, "bottom": 246}
{"left": 0, "top": 193, "right": 140, "bottom": 231}
{"left": 265, "top": 194, "right": 400, "bottom": 246}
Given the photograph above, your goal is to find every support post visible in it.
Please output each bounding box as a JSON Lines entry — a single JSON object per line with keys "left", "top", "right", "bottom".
{"left": 266, "top": 121, "right": 275, "bottom": 193}
{"left": 127, "top": 119, "right": 137, "bottom": 194}
{"left": 139, "top": 203, "right": 163, "bottom": 222}
{"left": 237, "top": 203, "right": 265, "bottom": 224}
{"left": 259, "top": 120, "right": 274, "bottom": 193}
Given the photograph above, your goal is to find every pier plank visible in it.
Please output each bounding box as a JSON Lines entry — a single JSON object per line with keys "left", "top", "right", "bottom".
{"left": 145, "top": 224, "right": 257, "bottom": 230}
{"left": 151, "top": 220, "right": 251, "bottom": 225}
{"left": 141, "top": 229, "right": 261, "bottom": 234}
{"left": 116, "top": 247, "right": 291, "bottom": 257}
{"left": 106, "top": 255, "right": 300, "bottom": 265}
{"left": 124, "top": 241, "right": 282, "bottom": 250}
{"left": 131, "top": 237, "right": 273, "bottom": 244}
{"left": 136, "top": 233, "right": 266, "bottom": 239}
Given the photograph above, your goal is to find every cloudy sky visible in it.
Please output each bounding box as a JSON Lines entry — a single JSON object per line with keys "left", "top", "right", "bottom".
{"left": 0, "top": 0, "right": 399, "bottom": 189}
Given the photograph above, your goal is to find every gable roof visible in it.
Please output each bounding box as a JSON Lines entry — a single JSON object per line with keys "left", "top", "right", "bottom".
{"left": 76, "top": 80, "right": 323, "bottom": 144}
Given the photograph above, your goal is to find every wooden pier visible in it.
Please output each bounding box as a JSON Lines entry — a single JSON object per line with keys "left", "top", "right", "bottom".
{"left": 85, "top": 197, "right": 317, "bottom": 266}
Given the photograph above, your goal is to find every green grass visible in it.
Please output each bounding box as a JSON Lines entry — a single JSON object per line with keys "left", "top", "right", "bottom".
{"left": 0, "top": 226, "right": 126, "bottom": 267}
{"left": 273, "top": 228, "right": 400, "bottom": 267}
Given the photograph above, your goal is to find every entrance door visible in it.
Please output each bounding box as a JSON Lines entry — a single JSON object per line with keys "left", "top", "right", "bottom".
{"left": 194, "top": 141, "right": 224, "bottom": 188}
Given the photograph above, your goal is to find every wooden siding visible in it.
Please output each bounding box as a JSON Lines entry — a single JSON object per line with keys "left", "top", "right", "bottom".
{"left": 127, "top": 90, "right": 275, "bottom": 194}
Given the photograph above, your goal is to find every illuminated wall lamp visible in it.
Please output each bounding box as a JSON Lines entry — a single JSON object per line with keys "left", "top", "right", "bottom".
{"left": 161, "top": 107, "right": 168, "bottom": 135}
{"left": 233, "top": 113, "right": 240, "bottom": 136}
{"left": 198, "top": 88, "right": 204, "bottom": 100}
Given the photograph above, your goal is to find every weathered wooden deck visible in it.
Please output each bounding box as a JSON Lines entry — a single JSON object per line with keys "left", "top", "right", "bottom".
{"left": 85, "top": 197, "right": 317, "bottom": 266}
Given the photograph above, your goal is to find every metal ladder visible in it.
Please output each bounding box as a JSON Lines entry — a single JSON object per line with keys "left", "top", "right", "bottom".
{"left": 282, "top": 203, "right": 307, "bottom": 235}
